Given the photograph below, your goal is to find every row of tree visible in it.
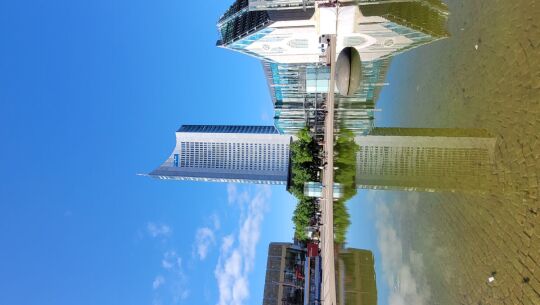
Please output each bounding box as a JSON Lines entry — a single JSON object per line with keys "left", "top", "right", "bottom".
{"left": 288, "top": 127, "right": 320, "bottom": 240}
{"left": 288, "top": 127, "right": 359, "bottom": 244}
{"left": 333, "top": 129, "right": 359, "bottom": 244}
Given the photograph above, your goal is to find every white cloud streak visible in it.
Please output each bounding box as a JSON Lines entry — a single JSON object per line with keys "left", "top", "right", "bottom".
{"left": 153, "top": 275, "right": 165, "bottom": 290}
{"left": 147, "top": 222, "right": 172, "bottom": 238}
{"left": 227, "top": 183, "right": 250, "bottom": 206}
{"left": 373, "top": 192, "right": 431, "bottom": 305}
{"left": 211, "top": 213, "right": 221, "bottom": 230}
{"left": 215, "top": 185, "right": 271, "bottom": 305}
{"left": 162, "top": 251, "right": 183, "bottom": 270}
{"left": 153, "top": 250, "right": 189, "bottom": 304}
{"left": 195, "top": 227, "right": 216, "bottom": 260}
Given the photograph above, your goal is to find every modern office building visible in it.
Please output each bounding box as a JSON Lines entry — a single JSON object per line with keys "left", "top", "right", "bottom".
{"left": 336, "top": 248, "right": 378, "bottom": 305}
{"left": 263, "top": 242, "right": 321, "bottom": 305}
{"left": 149, "top": 125, "right": 292, "bottom": 184}
{"left": 355, "top": 128, "right": 497, "bottom": 192}
{"left": 217, "top": 0, "right": 449, "bottom": 135}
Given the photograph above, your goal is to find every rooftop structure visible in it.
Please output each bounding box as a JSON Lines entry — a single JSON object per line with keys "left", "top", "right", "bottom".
{"left": 148, "top": 125, "right": 496, "bottom": 191}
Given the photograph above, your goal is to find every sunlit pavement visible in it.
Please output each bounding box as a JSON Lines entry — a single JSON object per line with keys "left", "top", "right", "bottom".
{"left": 320, "top": 34, "right": 337, "bottom": 305}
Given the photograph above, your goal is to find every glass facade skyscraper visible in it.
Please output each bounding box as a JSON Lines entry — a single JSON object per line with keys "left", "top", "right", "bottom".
{"left": 355, "top": 128, "right": 497, "bottom": 192}
{"left": 149, "top": 125, "right": 292, "bottom": 184}
{"left": 149, "top": 125, "right": 495, "bottom": 191}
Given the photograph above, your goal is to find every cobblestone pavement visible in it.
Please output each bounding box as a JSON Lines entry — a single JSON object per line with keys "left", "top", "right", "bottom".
{"left": 370, "top": 0, "right": 540, "bottom": 304}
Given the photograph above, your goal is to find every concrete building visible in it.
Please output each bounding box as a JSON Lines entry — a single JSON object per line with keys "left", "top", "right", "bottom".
{"left": 263, "top": 242, "right": 321, "bottom": 305}
{"left": 355, "top": 128, "right": 497, "bottom": 192}
{"left": 149, "top": 125, "right": 292, "bottom": 184}
{"left": 261, "top": 243, "right": 377, "bottom": 305}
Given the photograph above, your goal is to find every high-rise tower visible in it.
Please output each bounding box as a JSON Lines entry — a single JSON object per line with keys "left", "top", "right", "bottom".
{"left": 149, "top": 125, "right": 496, "bottom": 191}
{"left": 149, "top": 125, "right": 292, "bottom": 184}
{"left": 355, "top": 128, "right": 497, "bottom": 192}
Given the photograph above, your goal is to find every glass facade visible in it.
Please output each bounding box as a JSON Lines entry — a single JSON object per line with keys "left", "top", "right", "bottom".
{"left": 217, "top": 0, "right": 271, "bottom": 46}
{"left": 264, "top": 60, "right": 387, "bottom": 135}
{"left": 303, "top": 182, "right": 343, "bottom": 199}
{"left": 178, "top": 141, "right": 288, "bottom": 172}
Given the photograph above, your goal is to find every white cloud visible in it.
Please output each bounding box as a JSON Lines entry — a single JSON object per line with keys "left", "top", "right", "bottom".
{"left": 153, "top": 251, "right": 190, "bottom": 304}
{"left": 211, "top": 213, "right": 221, "bottom": 230}
{"left": 215, "top": 185, "right": 271, "bottom": 305}
{"left": 227, "top": 184, "right": 237, "bottom": 204}
{"left": 153, "top": 275, "right": 165, "bottom": 290}
{"left": 195, "top": 227, "right": 216, "bottom": 260}
{"left": 221, "top": 235, "right": 234, "bottom": 254}
{"left": 373, "top": 192, "right": 431, "bottom": 305}
{"left": 147, "top": 222, "right": 172, "bottom": 238}
{"left": 260, "top": 111, "right": 271, "bottom": 123}
{"left": 162, "top": 251, "right": 182, "bottom": 270}
{"left": 227, "top": 183, "right": 250, "bottom": 206}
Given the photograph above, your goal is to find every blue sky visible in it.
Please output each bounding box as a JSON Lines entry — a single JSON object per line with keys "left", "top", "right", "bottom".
{"left": 0, "top": 1, "right": 434, "bottom": 305}
{"left": 0, "top": 1, "right": 294, "bottom": 304}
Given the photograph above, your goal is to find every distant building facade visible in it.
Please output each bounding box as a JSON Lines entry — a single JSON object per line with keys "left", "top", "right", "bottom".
{"left": 149, "top": 125, "right": 292, "bottom": 184}
{"left": 355, "top": 128, "right": 497, "bottom": 192}
{"left": 336, "top": 248, "right": 378, "bottom": 305}
{"left": 263, "top": 242, "right": 321, "bottom": 305}
{"left": 262, "top": 243, "right": 377, "bottom": 305}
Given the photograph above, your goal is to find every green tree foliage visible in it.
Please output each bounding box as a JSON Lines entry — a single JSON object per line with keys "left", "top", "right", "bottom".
{"left": 288, "top": 127, "right": 321, "bottom": 241}
{"left": 334, "top": 128, "right": 359, "bottom": 201}
{"left": 333, "top": 200, "right": 350, "bottom": 244}
{"left": 287, "top": 127, "right": 359, "bottom": 244}
{"left": 292, "top": 197, "right": 317, "bottom": 240}
{"left": 332, "top": 128, "right": 359, "bottom": 244}
{"left": 288, "top": 127, "right": 319, "bottom": 200}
